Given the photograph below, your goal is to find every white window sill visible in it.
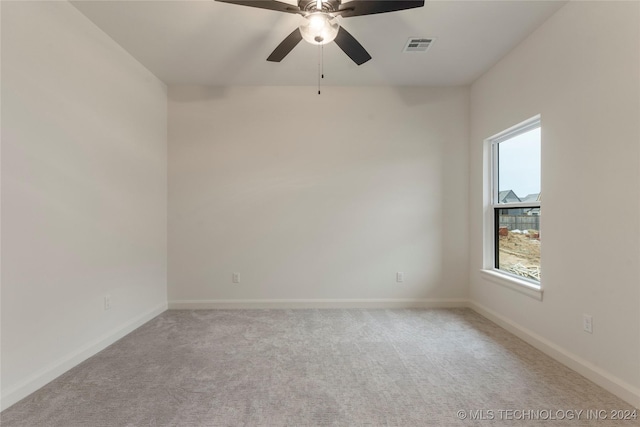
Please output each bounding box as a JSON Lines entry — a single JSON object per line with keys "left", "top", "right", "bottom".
{"left": 479, "top": 269, "right": 543, "bottom": 301}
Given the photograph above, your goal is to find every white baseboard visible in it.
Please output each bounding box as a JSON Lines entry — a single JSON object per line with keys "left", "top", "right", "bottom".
{"left": 168, "top": 298, "right": 469, "bottom": 310}
{"left": 469, "top": 301, "right": 640, "bottom": 409}
{"left": 0, "top": 303, "right": 167, "bottom": 412}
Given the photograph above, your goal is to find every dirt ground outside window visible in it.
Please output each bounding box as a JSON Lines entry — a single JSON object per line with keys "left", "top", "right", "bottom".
{"left": 498, "top": 231, "right": 541, "bottom": 281}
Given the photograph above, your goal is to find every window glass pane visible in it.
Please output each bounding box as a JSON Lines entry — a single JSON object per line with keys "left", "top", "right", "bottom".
{"left": 495, "top": 207, "right": 541, "bottom": 282}
{"left": 498, "top": 127, "right": 541, "bottom": 203}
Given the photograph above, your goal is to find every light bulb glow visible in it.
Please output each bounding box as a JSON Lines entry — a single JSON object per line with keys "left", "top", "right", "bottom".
{"left": 299, "top": 13, "right": 339, "bottom": 45}
{"left": 309, "top": 14, "right": 325, "bottom": 29}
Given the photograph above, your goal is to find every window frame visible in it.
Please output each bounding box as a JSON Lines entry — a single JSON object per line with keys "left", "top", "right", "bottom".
{"left": 481, "top": 116, "right": 543, "bottom": 300}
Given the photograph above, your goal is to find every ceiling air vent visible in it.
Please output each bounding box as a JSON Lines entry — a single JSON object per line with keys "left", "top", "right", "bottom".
{"left": 403, "top": 37, "right": 435, "bottom": 53}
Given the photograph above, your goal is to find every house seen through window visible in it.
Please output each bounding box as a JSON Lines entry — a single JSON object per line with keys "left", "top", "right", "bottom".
{"left": 491, "top": 118, "right": 541, "bottom": 283}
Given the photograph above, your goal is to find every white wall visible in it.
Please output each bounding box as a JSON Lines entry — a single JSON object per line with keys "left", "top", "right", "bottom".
{"left": 469, "top": 1, "right": 640, "bottom": 406}
{"left": 168, "top": 86, "right": 469, "bottom": 307}
{"left": 1, "top": 1, "right": 168, "bottom": 409}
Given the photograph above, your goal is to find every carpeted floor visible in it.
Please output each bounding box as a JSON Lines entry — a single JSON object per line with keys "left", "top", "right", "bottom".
{"left": 1, "top": 308, "right": 637, "bottom": 426}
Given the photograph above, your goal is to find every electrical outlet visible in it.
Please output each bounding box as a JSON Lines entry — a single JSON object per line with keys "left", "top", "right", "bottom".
{"left": 583, "top": 314, "right": 593, "bottom": 334}
{"left": 396, "top": 272, "right": 404, "bottom": 283}
{"left": 104, "top": 295, "right": 111, "bottom": 311}
{"left": 232, "top": 272, "right": 240, "bottom": 283}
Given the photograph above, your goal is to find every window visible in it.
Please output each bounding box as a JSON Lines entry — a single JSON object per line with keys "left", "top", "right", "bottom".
{"left": 486, "top": 117, "right": 541, "bottom": 291}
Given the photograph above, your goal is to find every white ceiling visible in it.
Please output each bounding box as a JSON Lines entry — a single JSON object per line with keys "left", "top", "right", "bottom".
{"left": 71, "top": 0, "right": 567, "bottom": 86}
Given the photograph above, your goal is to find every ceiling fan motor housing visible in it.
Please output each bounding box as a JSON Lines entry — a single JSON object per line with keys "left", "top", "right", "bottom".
{"left": 299, "top": 0, "right": 341, "bottom": 13}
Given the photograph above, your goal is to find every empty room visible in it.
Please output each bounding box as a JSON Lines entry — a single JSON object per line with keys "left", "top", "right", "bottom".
{"left": 1, "top": 0, "right": 639, "bottom": 425}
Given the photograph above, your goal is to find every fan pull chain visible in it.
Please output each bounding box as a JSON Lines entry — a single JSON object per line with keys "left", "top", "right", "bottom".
{"left": 317, "top": 44, "right": 321, "bottom": 95}
{"left": 317, "top": 44, "right": 326, "bottom": 95}
{"left": 322, "top": 43, "right": 325, "bottom": 80}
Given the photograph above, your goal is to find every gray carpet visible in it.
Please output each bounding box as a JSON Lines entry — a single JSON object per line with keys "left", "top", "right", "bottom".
{"left": 1, "top": 308, "right": 637, "bottom": 426}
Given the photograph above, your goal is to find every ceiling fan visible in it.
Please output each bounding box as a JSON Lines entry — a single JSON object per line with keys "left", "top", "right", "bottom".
{"left": 215, "top": 0, "right": 425, "bottom": 65}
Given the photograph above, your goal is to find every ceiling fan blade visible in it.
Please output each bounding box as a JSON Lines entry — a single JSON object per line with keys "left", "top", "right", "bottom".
{"left": 333, "top": 27, "right": 371, "bottom": 65}
{"left": 215, "top": 0, "right": 301, "bottom": 14}
{"left": 267, "top": 28, "right": 303, "bottom": 62}
{"left": 337, "top": 0, "right": 424, "bottom": 18}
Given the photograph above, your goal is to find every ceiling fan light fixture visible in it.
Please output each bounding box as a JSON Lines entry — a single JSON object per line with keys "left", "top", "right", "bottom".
{"left": 299, "top": 12, "right": 339, "bottom": 45}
